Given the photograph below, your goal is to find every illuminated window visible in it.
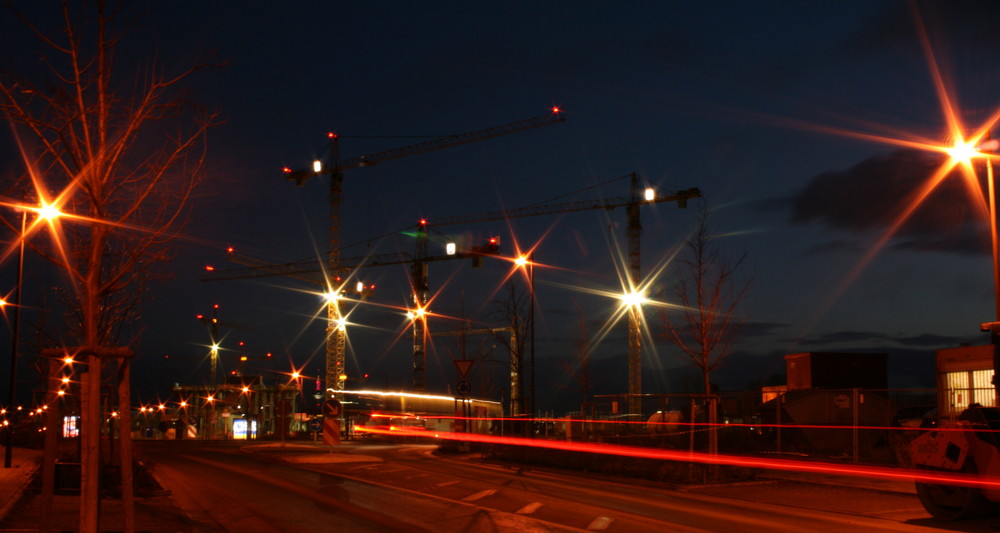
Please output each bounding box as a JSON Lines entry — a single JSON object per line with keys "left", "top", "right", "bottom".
{"left": 944, "top": 370, "right": 997, "bottom": 416}
{"left": 63, "top": 416, "right": 80, "bottom": 438}
{"left": 973, "top": 369, "right": 995, "bottom": 407}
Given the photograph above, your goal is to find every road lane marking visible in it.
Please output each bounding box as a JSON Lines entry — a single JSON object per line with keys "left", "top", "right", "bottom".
{"left": 437, "top": 480, "right": 459, "bottom": 487}
{"left": 515, "top": 502, "right": 544, "bottom": 514}
{"left": 587, "top": 516, "right": 614, "bottom": 530}
{"left": 462, "top": 489, "right": 497, "bottom": 502}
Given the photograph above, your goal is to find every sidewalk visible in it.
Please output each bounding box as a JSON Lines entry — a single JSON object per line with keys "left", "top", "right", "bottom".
{"left": 0, "top": 446, "right": 199, "bottom": 533}
{"left": 0, "top": 447, "right": 42, "bottom": 519}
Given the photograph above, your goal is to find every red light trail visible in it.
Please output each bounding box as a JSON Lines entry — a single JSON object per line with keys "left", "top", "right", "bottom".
{"left": 354, "top": 423, "right": 998, "bottom": 490}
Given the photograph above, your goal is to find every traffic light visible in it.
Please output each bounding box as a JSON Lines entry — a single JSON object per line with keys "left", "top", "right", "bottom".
{"left": 483, "top": 236, "right": 501, "bottom": 254}
{"left": 471, "top": 236, "right": 501, "bottom": 254}
{"left": 471, "top": 236, "right": 501, "bottom": 267}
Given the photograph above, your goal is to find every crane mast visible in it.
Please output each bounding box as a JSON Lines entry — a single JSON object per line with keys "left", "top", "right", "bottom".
{"left": 214, "top": 173, "right": 698, "bottom": 413}
{"left": 284, "top": 110, "right": 564, "bottom": 398}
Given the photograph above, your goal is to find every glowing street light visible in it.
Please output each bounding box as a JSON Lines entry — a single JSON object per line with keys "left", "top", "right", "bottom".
{"left": 619, "top": 289, "right": 648, "bottom": 308}
{"left": 35, "top": 202, "right": 63, "bottom": 221}
{"left": 406, "top": 306, "right": 427, "bottom": 321}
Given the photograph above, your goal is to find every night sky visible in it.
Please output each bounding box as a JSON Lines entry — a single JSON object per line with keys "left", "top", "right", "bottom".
{"left": 4, "top": 1, "right": 1000, "bottom": 412}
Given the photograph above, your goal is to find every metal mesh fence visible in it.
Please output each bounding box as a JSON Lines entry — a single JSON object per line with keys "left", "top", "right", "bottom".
{"left": 561, "top": 388, "right": 952, "bottom": 466}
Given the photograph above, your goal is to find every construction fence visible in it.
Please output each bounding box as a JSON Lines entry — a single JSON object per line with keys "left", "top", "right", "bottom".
{"left": 551, "top": 388, "right": 988, "bottom": 467}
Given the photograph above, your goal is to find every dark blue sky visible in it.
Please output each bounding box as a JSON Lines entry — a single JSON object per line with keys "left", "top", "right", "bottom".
{"left": 4, "top": 1, "right": 1000, "bottom": 411}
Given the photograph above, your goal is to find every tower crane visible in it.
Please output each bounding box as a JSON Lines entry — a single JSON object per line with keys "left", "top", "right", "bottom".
{"left": 281, "top": 109, "right": 564, "bottom": 397}
{"left": 207, "top": 173, "right": 699, "bottom": 415}
{"left": 427, "top": 173, "right": 700, "bottom": 416}
{"left": 194, "top": 304, "right": 252, "bottom": 385}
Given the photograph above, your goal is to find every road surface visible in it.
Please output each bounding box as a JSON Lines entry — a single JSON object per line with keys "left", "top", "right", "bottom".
{"left": 138, "top": 440, "right": 998, "bottom": 532}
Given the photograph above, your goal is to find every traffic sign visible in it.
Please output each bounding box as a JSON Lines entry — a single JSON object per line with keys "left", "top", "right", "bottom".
{"left": 308, "top": 418, "right": 322, "bottom": 433}
{"left": 456, "top": 379, "right": 472, "bottom": 396}
{"left": 454, "top": 359, "right": 474, "bottom": 379}
{"left": 323, "top": 417, "right": 341, "bottom": 445}
{"left": 322, "top": 398, "right": 342, "bottom": 417}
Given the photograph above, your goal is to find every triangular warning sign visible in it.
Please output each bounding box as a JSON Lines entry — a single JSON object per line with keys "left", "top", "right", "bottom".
{"left": 453, "top": 359, "right": 474, "bottom": 379}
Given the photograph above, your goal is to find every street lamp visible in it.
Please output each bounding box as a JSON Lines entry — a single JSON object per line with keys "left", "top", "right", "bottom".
{"left": 973, "top": 137, "right": 1000, "bottom": 396}
{"left": 515, "top": 254, "right": 535, "bottom": 420}
{"left": 4, "top": 211, "right": 25, "bottom": 468}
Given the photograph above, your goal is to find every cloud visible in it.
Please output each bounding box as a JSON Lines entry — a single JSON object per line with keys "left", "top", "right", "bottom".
{"left": 802, "top": 238, "right": 866, "bottom": 256}
{"left": 738, "top": 321, "right": 791, "bottom": 339}
{"left": 895, "top": 332, "right": 975, "bottom": 347}
{"left": 837, "top": 1, "right": 1000, "bottom": 59}
{"left": 805, "top": 330, "right": 891, "bottom": 345}
{"left": 787, "top": 329, "right": 975, "bottom": 350}
{"left": 790, "top": 149, "right": 990, "bottom": 255}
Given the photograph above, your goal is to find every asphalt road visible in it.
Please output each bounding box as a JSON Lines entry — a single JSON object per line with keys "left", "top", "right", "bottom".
{"left": 134, "top": 440, "right": 998, "bottom": 533}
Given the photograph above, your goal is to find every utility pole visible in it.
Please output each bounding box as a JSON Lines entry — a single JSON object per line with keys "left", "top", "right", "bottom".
{"left": 626, "top": 174, "right": 644, "bottom": 417}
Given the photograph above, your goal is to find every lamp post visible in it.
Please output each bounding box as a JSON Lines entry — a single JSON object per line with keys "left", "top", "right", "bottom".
{"left": 528, "top": 256, "right": 535, "bottom": 421}
{"left": 976, "top": 137, "right": 1000, "bottom": 398}
{"left": 515, "top": 254, "right": 535, "bottom": 421}
{"left": 3, "top": 211, "right": 26, "bottom": 468}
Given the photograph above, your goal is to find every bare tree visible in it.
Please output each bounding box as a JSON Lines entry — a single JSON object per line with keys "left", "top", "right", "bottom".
{"left": 559, "top": 301, "right": 594, "bottom": 416}
{"left": 1, "top": 2, "right": 216, "bottom": 348}
{"left": 491, "top": 280, "right": 529, "bottom": 416}
{"left": 0, "top": 3, "right": 216, "bottom": 531}
{"left": 661, "top": 204, "right": 752, "bottom": 453}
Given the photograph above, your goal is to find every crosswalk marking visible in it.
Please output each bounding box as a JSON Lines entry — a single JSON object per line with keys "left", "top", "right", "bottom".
{"left": 515, "top": 502, "right": 544, "bottom": 514}
{"left": 587, "top": 516, "right": 614, "bottom": 530}
{"left": 462, "top": 489, "right": 497, "bottom": 502}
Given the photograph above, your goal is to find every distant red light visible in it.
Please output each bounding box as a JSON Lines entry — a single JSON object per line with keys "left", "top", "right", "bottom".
{"left": 551, "top": 106, "right": 560, "bottom": 114}
{"left": 213, "top": 303, "right": 219, "bottom": 309}
{"left": 226, "top": 246, "right": 234, "bottom": 253}
{"left": 204, "top": 265, "right": 215, "bottom": 272}
{"left": 282, "top": 167, "right": 292, "bottom": 173}
{"left": 419, "top": 218, "right": 427, "bottom": 226}
{"left": 195, "top": 314, "right": 204, "bottom": 320}
{"left": 328, "top": 132, "right": 337, "bottom": 139}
